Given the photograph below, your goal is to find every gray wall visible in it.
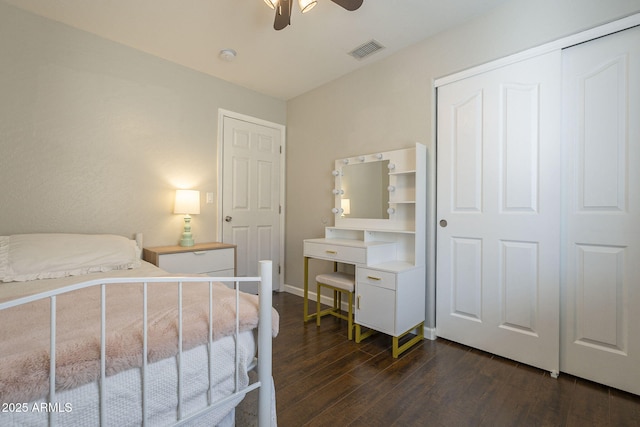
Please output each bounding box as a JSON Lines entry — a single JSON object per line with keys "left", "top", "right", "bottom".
{"left": 2, "top": 0, "right": 640, "bottom": 321}
{"left": 0, "top": 1, "right": 286, "bottom": 246}
{"left": 284, "top": 0, "right": 640, "bottom": 330}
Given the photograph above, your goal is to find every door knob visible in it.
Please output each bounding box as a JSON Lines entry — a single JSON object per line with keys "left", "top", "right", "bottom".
{"left": 225, "top": 216, "right": 233, "bottom": 222}
{"left": 439, "top": 219, "right": 448, "bottom": 227}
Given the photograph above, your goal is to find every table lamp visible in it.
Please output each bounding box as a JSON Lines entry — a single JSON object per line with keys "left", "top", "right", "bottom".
{"left": 174, "top": 189, "right": 200, "bottom": 247}
{"left": 341, "top": 198, "right": 351, "bottom": 217}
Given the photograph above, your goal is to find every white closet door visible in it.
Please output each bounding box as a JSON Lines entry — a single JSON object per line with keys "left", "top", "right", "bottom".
{"left": 561, "top": 26, "right": 640, "bottom": 395}
{"left": 436, "top": 51, "right": 562, "bottom": 374}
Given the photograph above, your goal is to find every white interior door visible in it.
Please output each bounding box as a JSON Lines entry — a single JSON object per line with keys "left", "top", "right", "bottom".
{"left": 436, "top": 51, "right": 562, "bottom": 374}
{"left": 561, "top": 26, "right": 640, "bottom": 395}
{"left": 221, "top": 113, "right": 283, "bottom": 293}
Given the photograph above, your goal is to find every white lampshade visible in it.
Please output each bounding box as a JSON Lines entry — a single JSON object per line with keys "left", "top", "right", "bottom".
{"left": 174, "top": 190, "right": 201, "bottom": 215}
{"left": 341, "top": 198, "right": 351, "bottom": 216}
{"left": 298, "top": 0, "right": 317, "bottom": 13}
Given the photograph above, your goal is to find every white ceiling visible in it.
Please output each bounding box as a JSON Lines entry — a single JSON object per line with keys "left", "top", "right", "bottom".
{"left": 6, "top": 0, "right": 510, "bottom": 100}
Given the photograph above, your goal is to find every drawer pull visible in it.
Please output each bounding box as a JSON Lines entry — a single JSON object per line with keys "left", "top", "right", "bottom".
{"left": 193, "top": 251, "right": 207, "bottom": 255}
{"left": 367, "top": 276, "right": 382, "bottom": 281}
{"left": 357, "top": 295, "right": 361, "bottom": 309}
{"left": 325, "top": 250, "right": 337, "bottom": 255}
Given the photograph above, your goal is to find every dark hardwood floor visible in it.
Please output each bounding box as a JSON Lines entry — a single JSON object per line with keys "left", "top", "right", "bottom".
{"left": 270, "top": 292, "right": 640, "bottom": 427}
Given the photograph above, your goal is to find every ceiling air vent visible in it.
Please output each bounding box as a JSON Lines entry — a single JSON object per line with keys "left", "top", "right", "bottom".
{"left": 348, "top": 39, "right": 385, "bottom": 60}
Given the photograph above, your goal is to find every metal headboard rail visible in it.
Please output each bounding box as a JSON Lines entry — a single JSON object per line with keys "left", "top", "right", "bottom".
{"left": 0, "top": 260, "right": 273, "bottom": 427}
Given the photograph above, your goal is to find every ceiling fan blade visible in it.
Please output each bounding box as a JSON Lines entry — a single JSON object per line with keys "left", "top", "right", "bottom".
{"left": 274, "top": 0, "right": 293, "bottom": 30}
{"left": 330, "top": 0, "right": 364, "bottom": 11}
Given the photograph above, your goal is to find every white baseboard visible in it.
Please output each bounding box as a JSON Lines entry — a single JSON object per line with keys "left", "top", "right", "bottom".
{"left": 283, "top": 284, "right": 304, "bottom": 297}
{"left": 423, "top": 326, "right": 437, "bottom": 341}
{"left": 283, "top": 284, "right": 339, "bottom": 308}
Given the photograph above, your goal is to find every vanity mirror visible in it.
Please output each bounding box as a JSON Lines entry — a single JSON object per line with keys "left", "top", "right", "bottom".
{"left": 332, "top": 146, "right": 422, "bottom": 231}
{"left": 340, "top": 160, "right": 390, "bottom": 220}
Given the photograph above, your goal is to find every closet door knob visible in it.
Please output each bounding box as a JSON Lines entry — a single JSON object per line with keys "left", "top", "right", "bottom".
{"left": 439, "top": 219, "right": 448, "bottom": 227}
{"left": 225, "top": 216, "right": 233, "bottom": 222}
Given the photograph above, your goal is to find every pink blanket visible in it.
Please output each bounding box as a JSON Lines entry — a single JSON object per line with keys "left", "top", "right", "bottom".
{"left": 0, "top": 279, "right": 279, "bottom": 403}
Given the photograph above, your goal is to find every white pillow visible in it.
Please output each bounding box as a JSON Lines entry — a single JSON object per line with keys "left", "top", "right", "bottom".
{"left": 0, "top": 234, "right": 141, "bottom": 283}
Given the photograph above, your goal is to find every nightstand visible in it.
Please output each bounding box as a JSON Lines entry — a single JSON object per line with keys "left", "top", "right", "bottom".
{"left": 142, "top": 242, "right": 236, "bottom": 276}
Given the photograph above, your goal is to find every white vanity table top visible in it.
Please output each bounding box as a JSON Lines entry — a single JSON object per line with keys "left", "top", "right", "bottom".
{"left": 303, "top": 238, "right": 419, "bottom": 272}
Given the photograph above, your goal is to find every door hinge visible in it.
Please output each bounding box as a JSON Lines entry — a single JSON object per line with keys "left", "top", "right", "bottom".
{"left": 279, "top": 145, "right": 282, "bottom": 154}
{"left": 279, "top": 205, "right": 282, "bottom": 214}
{"left": 278, "top": 264, "right": 281, "bottom": 275}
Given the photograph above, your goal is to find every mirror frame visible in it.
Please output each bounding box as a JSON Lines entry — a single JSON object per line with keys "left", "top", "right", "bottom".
{"left": 333, "top": 150, "right": 399, "bottom": 230}
{"left": 339, "top": 159, "right": 390, "bottom": 220}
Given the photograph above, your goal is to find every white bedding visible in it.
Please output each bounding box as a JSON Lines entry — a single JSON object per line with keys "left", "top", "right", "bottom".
{"left": 0, "top": 260, "right": 277, "bottom": 426}
{"left": 1, "top": 332, "right": 255, "bottom": 426}
{"left": 0, "top": 259, "right": 162, "bottom": 301}
{"left": 0, "top": 234, "right": 142, "bottom": 283}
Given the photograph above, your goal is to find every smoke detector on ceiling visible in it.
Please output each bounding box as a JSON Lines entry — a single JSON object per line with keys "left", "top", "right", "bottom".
{"left": 219, "top": 49, "right": 237, "bottom": 62}
{"left": 348, "top": 39, "right": 385, "bottom": 60}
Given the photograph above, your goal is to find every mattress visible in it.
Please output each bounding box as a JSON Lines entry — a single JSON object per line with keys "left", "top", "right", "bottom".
{"left": 1, "top": 332, "right": 255, "bottom": 426}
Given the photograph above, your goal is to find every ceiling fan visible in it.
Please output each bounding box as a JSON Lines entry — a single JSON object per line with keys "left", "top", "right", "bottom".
{"left": 264, "top": 0, "right": 364, "bottom": 31}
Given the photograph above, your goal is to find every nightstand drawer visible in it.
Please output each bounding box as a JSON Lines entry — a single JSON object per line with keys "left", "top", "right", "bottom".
{"left": 357, "top": 267, "right": 397, "bottom": 290}
{"left": 158, "top": 248, "right": 234, "bottom": 274}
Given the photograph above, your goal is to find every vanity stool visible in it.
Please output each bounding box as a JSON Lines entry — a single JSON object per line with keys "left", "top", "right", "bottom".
{"left": 316, "top": 272, "right": 356, "bottom": 340}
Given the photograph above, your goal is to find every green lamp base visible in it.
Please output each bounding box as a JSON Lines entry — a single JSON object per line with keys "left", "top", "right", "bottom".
{"left": 179, "top": 237, "right": 195, "bottom": 247}
{"left": 179, "top": 215, "right": 195, "bottom": 247}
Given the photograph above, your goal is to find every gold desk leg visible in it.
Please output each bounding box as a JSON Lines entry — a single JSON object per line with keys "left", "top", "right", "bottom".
{"left": 392, "top": 322, "right": 425, "bottom": 358}
{"left": 355, "top": 324, "right": 376, "bottom": 343}
{"left": 303, "top": 256, "right": 316, "bottom": 323}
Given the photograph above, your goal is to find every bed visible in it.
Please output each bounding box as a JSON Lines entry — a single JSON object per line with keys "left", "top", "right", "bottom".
{"left": 0, "top": 233, "right": 278, "bottom": 426}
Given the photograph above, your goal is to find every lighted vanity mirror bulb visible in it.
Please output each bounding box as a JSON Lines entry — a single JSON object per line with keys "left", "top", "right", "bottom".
{"left": 375, "top": 153, "right": 383, "bottom": 159}
{"left": 387, "top": 207, "right": 395, "bottom": 214}
{"left": 332, "top": 170, "right": 340, "bottom": 176}
{"left": 387, "top": 185, "right": 396, "bottom": 192}
{"left": 343, "top": 159, "right": 349, "bottom": 165}
{"left": 359, "top": 156, "right": 366, "bottom": 162}
{"left": 331, "top": 207, "right": 343, "bottom": 214}
{"left": 387, "top": 163, "right": 396, "bottom": 170}
{"left": 332, "top": 189, "right": 344, "bottom": 195}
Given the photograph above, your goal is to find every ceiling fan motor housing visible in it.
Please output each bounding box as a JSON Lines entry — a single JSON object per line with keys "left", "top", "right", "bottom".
{"left": 272, "top": 0, "right": 364, "bottom": 30}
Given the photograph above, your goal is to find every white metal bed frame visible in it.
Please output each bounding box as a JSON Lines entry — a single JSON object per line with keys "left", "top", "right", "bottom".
{"left": 0, "top": 260, "right": 274, "bottom": 426}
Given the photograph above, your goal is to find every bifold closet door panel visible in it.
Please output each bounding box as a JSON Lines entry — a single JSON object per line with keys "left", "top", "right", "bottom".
{"left": 561, "top": 25, "right": 640, "bottom": 396}
{"left": 436, "top": 50, "right": 562, "bottom": 375}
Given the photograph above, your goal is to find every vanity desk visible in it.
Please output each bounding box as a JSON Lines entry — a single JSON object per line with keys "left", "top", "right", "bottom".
{"left": 302, "top": 236, "right": 396, "bottom": 322}
{"left": 304, "top": 143, "right": 427, "bottom": 358}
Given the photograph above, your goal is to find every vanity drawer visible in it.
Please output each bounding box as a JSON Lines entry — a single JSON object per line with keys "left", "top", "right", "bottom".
{"left": 158, "top": 248, "right": 235, "bottom": 275}
{"left": 304, "top": 242, "right": 366, "bottom": 264}
{"left": 357, "top": 267, "right": 397, "bottom": 290}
